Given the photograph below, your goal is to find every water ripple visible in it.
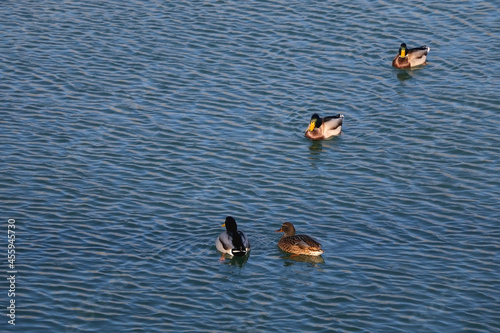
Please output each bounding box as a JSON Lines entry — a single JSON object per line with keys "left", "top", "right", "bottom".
{"left": 2, "top": 0, "right": 499, "bottom": 332}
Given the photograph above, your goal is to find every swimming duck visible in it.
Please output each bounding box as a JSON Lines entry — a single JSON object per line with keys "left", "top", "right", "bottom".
{"left": 275, "top": 222, "right": 324, "bottom": 256}
{"left": 392, "top": 43, "right": 430, "bottom": 68}
{"left": 305, "top": 113, "right": 344, "bottom": 140}
{"left": 216, "top": 216, "right": 251, "bottom": 258}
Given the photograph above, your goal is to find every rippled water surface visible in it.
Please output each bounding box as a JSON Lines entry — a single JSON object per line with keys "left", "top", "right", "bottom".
{"left": 2, "top": 0, "right": 499, "bottom": 332}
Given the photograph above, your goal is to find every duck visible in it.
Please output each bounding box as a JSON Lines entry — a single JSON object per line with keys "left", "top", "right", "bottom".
{"left": 216, "top": 216, "right": 251, "bottom": 258}
{"left": 392, "top": 43, "right": 430, "bottom": 68}
{"left": 275, "top": 222, "right": 324, "bottom": 256}
{"left": 305, "top": 113, "right": 344, "bottom": 140}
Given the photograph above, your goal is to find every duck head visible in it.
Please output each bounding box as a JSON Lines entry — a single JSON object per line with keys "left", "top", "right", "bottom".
{"left": 275, "top": 222, "right": 296, "bottom": 237}
{"left": 223, "top": 216, "right": 238, "bottom": 231}
{"left": 307, "top": 114, "right": 322, "bottom": 131}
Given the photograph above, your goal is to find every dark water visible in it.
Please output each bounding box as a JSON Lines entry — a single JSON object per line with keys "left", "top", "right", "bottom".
{"left": 1, "top": 0, "right": 499, "bottom": 332}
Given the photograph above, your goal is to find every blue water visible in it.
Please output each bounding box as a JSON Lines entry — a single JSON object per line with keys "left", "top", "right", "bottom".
{"left": 1, "top": 0, "right": 499, "bottom": 332}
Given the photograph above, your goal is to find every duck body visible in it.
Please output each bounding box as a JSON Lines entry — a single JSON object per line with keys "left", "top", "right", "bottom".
{"left": 276, "top": 222, "right": 324, "bottom": 256}
{"left": 392, "top": 43, "right": 430, "bottom": 68}
{"left": 216, "top": 216, "right": 251, "bottom": 257}
{"left": 305, "top": 113, "right": 344, "bottom": 140}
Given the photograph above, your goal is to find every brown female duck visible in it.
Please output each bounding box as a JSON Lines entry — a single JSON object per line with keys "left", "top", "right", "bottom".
{"left": 276, "top": 222, "right": 324, "bottom": 256}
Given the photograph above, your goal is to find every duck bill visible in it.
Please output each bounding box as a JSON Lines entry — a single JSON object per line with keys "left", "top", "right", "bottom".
{"left": 400, "top": 49, "right": 406, "bottom": 57}
{"left": 308, "top": 122, "right": 315, "bottom": 131}
{"left": 275, "top": 228, "right": 283, "bottom": 233}
{"left": 222, "top": 223, "right": 226, "bottom": 227}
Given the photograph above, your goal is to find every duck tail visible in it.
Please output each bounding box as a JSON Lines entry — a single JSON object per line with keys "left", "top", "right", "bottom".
{"left": 418, "top": 45, "right": 430, "bottom": 54}
{"left": 231, "top": 248, "right": 247, "bottom": 257}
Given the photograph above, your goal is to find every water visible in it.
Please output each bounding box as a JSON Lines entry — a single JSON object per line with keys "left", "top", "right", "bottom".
{"left": 1, "top": 0, "right": 499, "bottom": 332}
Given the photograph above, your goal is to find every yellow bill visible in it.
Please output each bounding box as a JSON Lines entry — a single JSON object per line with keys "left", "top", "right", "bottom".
{"left": 308, "top": 121, "right": 316, "bottom": 131}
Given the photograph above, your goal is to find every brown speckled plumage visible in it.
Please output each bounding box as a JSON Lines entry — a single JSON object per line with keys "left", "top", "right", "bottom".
{"left": 276, "top": 222, "right": 324, "bottom": 256}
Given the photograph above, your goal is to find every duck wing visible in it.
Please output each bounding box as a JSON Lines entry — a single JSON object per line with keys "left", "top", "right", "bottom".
{"left": 238, "top": 231, "right": 251, "bottom": 249}
{"left": 408, "top": 46, "right": 430, "bottom": 59}
{"left": 217, "top": 231, "right": 233, "bottom": 251}
{"left": 295, "top": 235, "right": 322, "bottom": 249}
{"left": 323, "top": 114, "right": 344, "bottom": 130}
{"left": 322, "top": 114, "right": 344, "bottom": 122}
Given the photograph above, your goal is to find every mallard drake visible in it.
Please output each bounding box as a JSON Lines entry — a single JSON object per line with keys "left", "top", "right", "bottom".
{"left": 305, "top": 113, "right": 344, "bottom": 140}
{"left": 275, "top": 222, "right": 324, "bottom": 256}
{"left": 216, "top": 216, "right": 251, "bottom": 258}
{"left": 392, "top": 43, "right": 430, "bottom": 68}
